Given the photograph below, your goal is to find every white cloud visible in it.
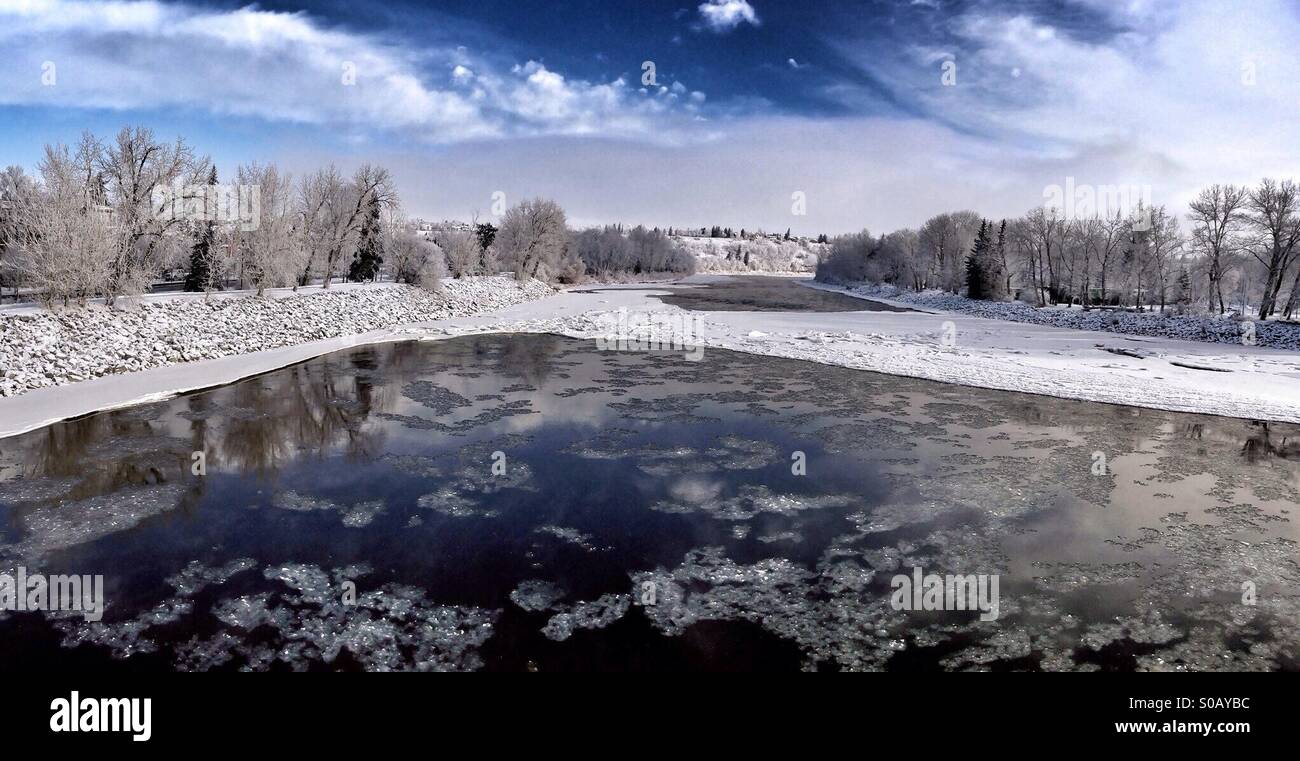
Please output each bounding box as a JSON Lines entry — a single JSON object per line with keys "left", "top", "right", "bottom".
{"left": 697, "top": 1, "right": 760, "bottom": 33}
{"left": 0, "top": 0, "right": 700, "bottom": 143}
{"left": 832, "top": 0, "right": 1300, "bottom": 218}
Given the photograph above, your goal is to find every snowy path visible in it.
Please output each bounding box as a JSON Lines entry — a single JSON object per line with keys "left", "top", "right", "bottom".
{"left": 2, "top": 275, "right": 1299, "bottom": 438}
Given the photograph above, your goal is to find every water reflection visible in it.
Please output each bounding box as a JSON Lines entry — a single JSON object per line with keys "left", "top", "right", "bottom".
{"left": 0, "top": 334, "right": 1296, "bottom": 671}
{"left": 649, "top": 276, "right": 913, "bottom": 312}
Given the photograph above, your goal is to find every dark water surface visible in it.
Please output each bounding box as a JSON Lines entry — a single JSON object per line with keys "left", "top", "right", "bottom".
{"left": 0, "top": 334, "right": 1296, "bottom": 671}
{"left": 646, "top": 276, "right": 912, "bottom": 312}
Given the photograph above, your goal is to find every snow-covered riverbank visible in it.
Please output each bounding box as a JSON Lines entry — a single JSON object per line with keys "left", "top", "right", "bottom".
{"left": 0, "top": 276, "right": 554, "bottom": 397}
{"left": 810, "top": 280, "right": 1300, "bottom": 351}
{"left": 3, "top": 275, "right": 1300, "bottom": 439}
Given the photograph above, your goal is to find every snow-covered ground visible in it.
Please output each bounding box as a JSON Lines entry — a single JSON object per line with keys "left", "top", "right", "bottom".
{"left": 0, "top": 276, "right": 553, "bottom": 397}
{"left": 814, "top": 281, "right": 1300, "bottom": 351}
{"left": 3, "top": 274, "right": 1299, "bottom": 439}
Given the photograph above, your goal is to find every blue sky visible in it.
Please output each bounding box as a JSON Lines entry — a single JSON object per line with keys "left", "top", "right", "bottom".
{"left": 3, "top": 0, "right": 1300, "bottom": 234}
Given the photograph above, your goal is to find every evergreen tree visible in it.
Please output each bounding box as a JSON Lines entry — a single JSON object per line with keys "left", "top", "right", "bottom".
{"left": 784, "top": 228, "right": 791, "bottom": 240}
{"left": 183, "top": 166, "right": 219, "bottom": 293}
{"left": 966, "top": 220, "right": 992, "bottom": 299}
{"left": 993, "top": 219, "right": 1008, "bottom": 300}
{"left": 475, "top": 222, "right": 497, "bottom": 251}
{"left": 348, "top": 196, "right": 384, "bottom": 282}
{"left": 1176, "top": 267, "right": 1192, "bottom": 313}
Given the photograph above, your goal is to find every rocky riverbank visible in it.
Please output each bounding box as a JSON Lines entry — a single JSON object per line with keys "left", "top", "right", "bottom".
{"left": 0, "top": 276, "right": 555, "bottom": 397}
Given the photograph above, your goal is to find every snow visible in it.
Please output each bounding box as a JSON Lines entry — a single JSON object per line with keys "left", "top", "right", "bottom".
{"left": 813, "top": 281, "right": 1300, "bottom": 352}
{"left": 3, "top": 274, "right": 1300, "bottom": 439}
{"left": 0, "top": 275, "right": 553, "bottom": 397}
{"left": 673, "top": 234, "right": 824, "bottom": 273}
{"left": 429, "top": 277, "right": 1300, "bottom": 424}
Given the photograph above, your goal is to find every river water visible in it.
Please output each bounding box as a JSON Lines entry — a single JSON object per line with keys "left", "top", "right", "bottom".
{"left": 0, "top": 331, "right": 1296, "bottom": 671}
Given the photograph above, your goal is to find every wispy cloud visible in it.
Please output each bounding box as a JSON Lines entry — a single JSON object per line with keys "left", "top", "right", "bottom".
{"left": 0, "top": 0, "right": 706, "bottom": 143}
{"left": 822, "top": 0, "right": 1300, "bottom": 215}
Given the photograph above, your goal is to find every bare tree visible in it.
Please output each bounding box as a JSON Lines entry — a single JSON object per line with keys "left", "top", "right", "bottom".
{"left": 918, "top": 212, "right": 979, "bottom": 293}
{"left": 1245, "top": 178, "right": 1300, "bottom": 319}
{"left": 10, "top": 144, "right": 116, "bottom": 306}
{"left": 1019, "top": 207, "right": 1065, "bottom": 305}
{"left": 1188, "top": 184, "right": 1247, "bottom": 314}
{"left": 319, "top": 165, "right": 397, "bottom": 288}
{"left": 1094, "top": 211, "right": 1129, "bottom": 305}
{"left": 294, "top": 168, "right": 336, "bottom": 287}
{"left": 442, "top": 230, "right": 480, "bottom": 278}
{"left": 98, "top": 126, "right": 209, "bottom": 303}
{"left": 495, "top": 198, "right": 569, "bottom": 281}
{"left": 235, "top": 163, "right": 298, "bottom": 297}
{"left": 1143, "top": 206, "right": 1181, "bottom": 311}
{"left": 0, "top": 165, "right": 37, "bottom": 298}
{"left": 389, "top": 234, "right": 444, "bottom": 290}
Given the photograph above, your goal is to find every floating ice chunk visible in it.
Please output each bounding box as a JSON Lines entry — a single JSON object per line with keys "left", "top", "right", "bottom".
{"left": 417, "top": 488, "right": 494, "bottom": 518}
{"left": 273, "top": 491, "right": 388, "bottom": 527}
{"left": 534, "top": 525, "right": 600, "bottom": 551}
{"left": 341, "top": 500, "right": 385, "bottom": 528}
{"left": 509, "top": 580, "right": 567, "bottom": 612}
{"left": 166, "top": 558, "right": 258, "bottom": 597}
{"left": 541, "top": 594, "right": 631, "bottom": 642}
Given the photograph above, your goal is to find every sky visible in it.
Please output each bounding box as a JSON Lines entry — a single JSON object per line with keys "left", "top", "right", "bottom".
{"left": 2, "top": 0, "right": 1300, "bottom": 236}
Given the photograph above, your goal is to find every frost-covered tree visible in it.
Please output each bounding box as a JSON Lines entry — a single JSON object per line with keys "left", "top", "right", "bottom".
{"left": 0, "top": 165, "right": 36, "bottom": 298}
{"left": 388, "top": 229, "right": 443, "bottom": 290}
{"left": 10, "top": 143, "right": 116, "bottom": 306}
{"left": 919, "top": 211, "right": 981, "bottom": 293}
{"left": 442, "top": 230, "right": 480, "bottom": 278}
{"left": 572, "top": 225, "right": 692, "bottom": 279}
{"left": 496, "top": 198, "right": 569, "bottom": 281}
{"left": 98, "top": 126, "right": 210, "bottom": 303}
{"left": 814, "top": 231, "right": 874, "bottom": 283}
{"left": 311, "top": 165, "right": 397, "bottom": 288}
{"left": 235, "top": 163, "right": 298, "bottom": 297}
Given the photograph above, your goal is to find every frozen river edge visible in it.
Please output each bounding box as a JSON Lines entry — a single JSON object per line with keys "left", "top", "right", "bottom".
{"left": 2, "top": 274, "right": 1299, "bottom": 439}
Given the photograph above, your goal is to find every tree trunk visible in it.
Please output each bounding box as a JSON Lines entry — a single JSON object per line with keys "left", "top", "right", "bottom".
{"left": 1283, "top": 267, "right": 1300, "bottom": 319}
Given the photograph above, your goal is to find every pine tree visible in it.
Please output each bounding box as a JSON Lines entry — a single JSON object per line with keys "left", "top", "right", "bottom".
{"left": 784, "top": 228, "right": 791, "bottom": 240}
{"left": 348, "top": 196, "right": 384, "bottom": 282}
{"left": 184, "top": 166, "right": 219, "bottom": 293}
{"left": 475, "top": 222, "right": 497, "bottom": 252}
{"left": 966, "top": 220, "right": 991, "bottom": 300}
{"left": 1176, "top": 267, "right": 1192, "bottom": 313}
